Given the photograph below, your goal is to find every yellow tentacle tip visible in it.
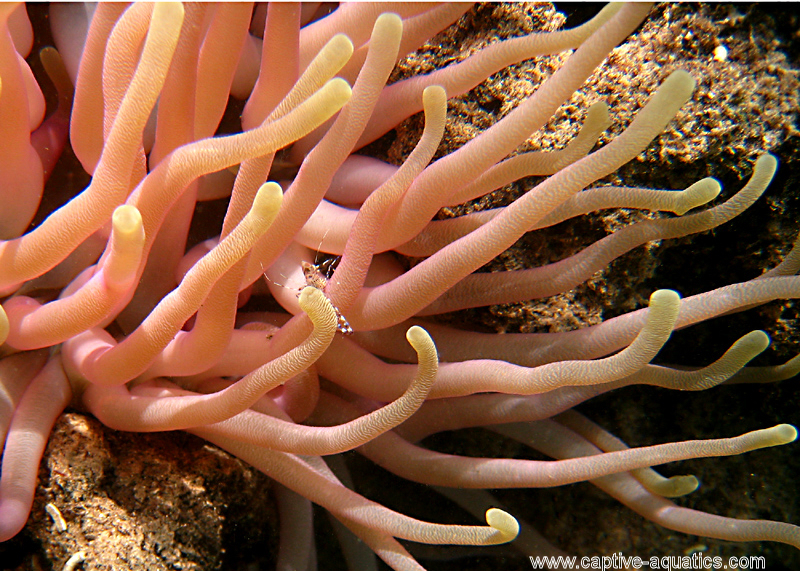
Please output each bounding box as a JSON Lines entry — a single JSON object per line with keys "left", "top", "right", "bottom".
{"left": 739, "top": 330, "right": 771, "bottom": 353}
{"left": 647, "top": 289, "right": 681, "bottom": 327}
{"left": 112, "top": 205, "right": 144, "bottom": 239}
{"left": 324, "top": 77, "right": 353, "bottom": 106}
{"left": 770, "top": 424, "right": 798, "bottom": 445}
{"left": 153, "top": 1, "right": 184, "bottom": 24}
{"left": 106, "top": 205, "right": 145, "bottom": 291}
{"left": 486, "top": 508, "right": 519, "bottom": 543}
{"left": 298, "top": 286, "right": 337, "bottom": 331}
{"left": 0, "top": 304, "right": 8, "bottom": 346}
{"left": 649, "top": 289, "right": 680, "bottom": 306}
{"left": 585, "top": 101, "right": 611, "bottom": 128}
{"left": 755, "top": 152, "right": 778, "bottom": 173}
{"left": 375, "top": 12, "right": 403, "bottom": 36}
{"left": 656, "top": 474, "right": 700, "bottom": 498}
{"left": 423, "top": 84, "right": 447, "bottom": 104}
{"left": 298, "top": 285, "right": 325, "bottom": 308}
{"left": 326, "top": 33, "right": 355, "bottom": 61}
{"left": 673, "top": 177, "right": 721, "bottom": 215}
{"left": 252, "top": 182, "right": 284, "bottom": 218}
{"left": 664, "top": 69, "right": 696, "bottom": 95}
{"left": 406, "top": 325, "right": 432, "bottom": 347}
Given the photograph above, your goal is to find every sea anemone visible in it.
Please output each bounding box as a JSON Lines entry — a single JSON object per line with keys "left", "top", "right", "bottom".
{"left": 1, "top": 3, "right": 799, "bottom": 569}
